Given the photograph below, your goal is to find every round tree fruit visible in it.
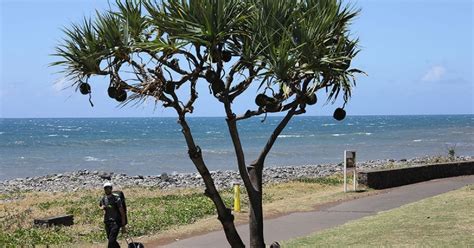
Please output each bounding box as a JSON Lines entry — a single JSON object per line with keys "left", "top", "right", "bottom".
{"left": 115, "top": 89, "right": 127, "bottom": 102}
{"left": 211, "top": 79, "right": 225, "bottom": 95}
{"left": 205, "top": 70, "right": 218, "bottom": 83}
{"left": 79, "top": 83, "right": 91, "bottom": 95}
{"left": 306, "top": 93, "right": 317, "bottom": 105}
{"left": 107, "top": 87, "right": 117, "bottom": 99}
{"left": 333, "top": 108, "right": 346, "bottom": 121}
{"left": 266, "top": 102, "right": 282, "bottom": 112}
{"left": 255, "top": 94, "right": 269, "bottom": 107}
{"left": 222, "top": 51, "right": 232, "bottom": 62}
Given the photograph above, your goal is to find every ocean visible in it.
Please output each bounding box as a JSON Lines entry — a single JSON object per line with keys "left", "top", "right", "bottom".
{"left": 0, "top": 115, "right": 472, "bottom": 180}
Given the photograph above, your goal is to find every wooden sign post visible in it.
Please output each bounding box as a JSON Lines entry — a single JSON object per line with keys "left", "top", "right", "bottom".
{"left": 344, "top": 150, "right": 357, "bottom": 192}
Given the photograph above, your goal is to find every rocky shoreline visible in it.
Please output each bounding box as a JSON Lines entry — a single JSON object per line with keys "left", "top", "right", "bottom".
{"left": 1, "top": 156, "right": 472, "bottom": 194}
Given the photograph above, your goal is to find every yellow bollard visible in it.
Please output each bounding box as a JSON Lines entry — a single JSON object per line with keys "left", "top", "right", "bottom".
{"left": 233, "top": 182, "right": 241, "bottom": 212}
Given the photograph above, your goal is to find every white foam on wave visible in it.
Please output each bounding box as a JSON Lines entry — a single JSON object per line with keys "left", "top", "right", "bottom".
{"left": 413, "top": 139, "right": 422, "bottom": 142}
{"left": 14, "top": 141, "right": 25, "bottom": 145}
{"left": 59, "top": 127, "right": 82, "bottom": 132}
{"left": 0, "top": 132, "right": 4, "bottom": 135}
{"left": 332, "top": 133, "right": 345, "bottom": 137}
{"left": 48, "top": 134, "right": 59, "bottom": 137}
{"left": 84, "top": 156, "right": 107, "bottom": 162}
{"left": 322, "top": 123, "right": 336, "bottom": 127}
{"left": 101, "top": 139, "right": 125, "bottom": 143}
{"left": 278, "top": 134, "right": 304, "bottom": 138}
{"left": 202, "top": 149, "right": 229, "bottom": 154}
{"left": 206, "top": 131, "right": 221, "bottom": 134}
{"left": 354, "top": 132, "right": 372, "bottom": 136}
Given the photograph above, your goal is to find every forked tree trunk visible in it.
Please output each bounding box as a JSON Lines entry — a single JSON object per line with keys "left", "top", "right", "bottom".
{"left": 245, "top": 108, "right": 300, "bottom": 248}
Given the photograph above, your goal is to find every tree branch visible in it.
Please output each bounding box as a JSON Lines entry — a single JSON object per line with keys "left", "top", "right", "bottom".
{"left": 228, "top": 64, "right": 265, "bottom": 101}
{"left": 235, "top": 97, "right": 300, "bottom": 121}
{"left": 141, "top": 49, "right": 191, "bottom": 75}
{"left": 223, "top": 101, "right": 259, "bottom": 195}
{"left": 176, "top": 113, "right": 244, "bottom": 247}
{"left": 252, "top": 105, "right": 299, "bottom": 168}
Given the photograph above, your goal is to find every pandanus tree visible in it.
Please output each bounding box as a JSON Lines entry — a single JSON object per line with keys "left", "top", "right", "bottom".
{"left": 52, "top": 0, "right": 363, "bottom": 247}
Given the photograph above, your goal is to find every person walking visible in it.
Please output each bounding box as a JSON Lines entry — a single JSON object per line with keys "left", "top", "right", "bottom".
{"left": 100, "top": 182, "right": 127, "bottom": 248}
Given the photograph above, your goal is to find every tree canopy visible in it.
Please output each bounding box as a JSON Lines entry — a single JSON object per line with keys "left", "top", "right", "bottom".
{"left": 52, "top": 1, "right": 363, "bottom": 247}
{"left": 52, "top": 0, "right": 362, "bottom": 114}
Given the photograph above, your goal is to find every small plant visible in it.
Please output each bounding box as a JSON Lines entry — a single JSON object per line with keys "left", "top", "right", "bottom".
{"left": 447, "top": 144, "right": 456, "bottom": 161}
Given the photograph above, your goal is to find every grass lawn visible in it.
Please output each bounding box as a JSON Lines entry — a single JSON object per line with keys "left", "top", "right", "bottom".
{"left": 283, "top": 185, "right": 474, "bottom": 247}
{"left": 0, "top": 174, "right": 369, "bottom": 247}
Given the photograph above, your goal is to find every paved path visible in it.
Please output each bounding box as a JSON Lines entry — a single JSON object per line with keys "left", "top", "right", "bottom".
{"left": 161, "top": 175, "right": 474, "bottom": 248}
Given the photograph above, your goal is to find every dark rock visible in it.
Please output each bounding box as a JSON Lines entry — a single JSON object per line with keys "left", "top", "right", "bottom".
{"left": 160, "top": 173, "right": 169, "bottom": 181}
{"left": 34, "top": 215, "right": 74, "bottom": 227}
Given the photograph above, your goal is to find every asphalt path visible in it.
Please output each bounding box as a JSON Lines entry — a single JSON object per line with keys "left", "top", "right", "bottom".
{"left": 158, "top": 175, "right": 474, "bottom": 247}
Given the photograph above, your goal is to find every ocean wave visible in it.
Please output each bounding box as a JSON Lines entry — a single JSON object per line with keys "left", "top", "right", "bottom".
{"left": 101, "top": 139, "right": 126, "bottom": 144}
{"left": 278, "top": 134, "right": 304, "bottom": 138}
{"left": 14, "top": 141, "right": 25, "bottom": 145}
{"left": 59, "top": 127, "right": 82, "bottom": 132}
{"left": 202, "top": 149, "right": 229, "bottom": 155}
{"left": 0, "top": 132, "right": 4, "bottom": 135}
{"left": 353, "top": 132, "right": 372, "bottom": 136}
{"left": 48, "top": 134, "right": 59, "bottom": 137}
{"left": 413, "top": 139, "right": 422, "bottom": 142}
{"left": 332, "top": 134, "right": 346, "bottom": 137}
{"left": 84, "top": 156, "right": 107, "bottom": 162}
{"left": 322, "top": 124, "right": 336, "bottom": 127}
{"left": 206, "top": 131, "right": 221, "bottom": 134}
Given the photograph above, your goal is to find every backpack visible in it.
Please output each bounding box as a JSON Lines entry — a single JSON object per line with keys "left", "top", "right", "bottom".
{"left": 112, "top": 190, "right": 128, "bottom": 225}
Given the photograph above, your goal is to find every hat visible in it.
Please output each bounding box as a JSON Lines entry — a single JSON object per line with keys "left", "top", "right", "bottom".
{"left": 103, "top": 182, "right": 113, "bottom": 188}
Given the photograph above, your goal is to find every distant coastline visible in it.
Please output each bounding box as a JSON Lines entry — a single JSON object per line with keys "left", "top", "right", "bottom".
{"left": 1, "top": 155, "right": 472, "bottom": 194}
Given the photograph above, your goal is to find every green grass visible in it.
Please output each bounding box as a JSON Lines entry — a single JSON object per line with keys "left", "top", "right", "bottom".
{"left": 0, "top": 174, "right": 365, "bottom": 246}
{"left": 295, "top": 175, "right": 344, "bottom": 186}
{"left": 283, "top": 185, "right": 474, "bottom": 247}
{"left": 0, "top": 189, "right": 234, "bottom": 246}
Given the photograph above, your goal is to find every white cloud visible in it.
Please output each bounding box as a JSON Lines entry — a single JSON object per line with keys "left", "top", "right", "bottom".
{"left": 422, "top": 65, "right": 446, "bottom": 82}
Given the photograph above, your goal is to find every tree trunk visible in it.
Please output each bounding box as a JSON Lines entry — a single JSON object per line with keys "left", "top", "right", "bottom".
{"left": 178, "top": 117, "right": 245, "bottom": 248}
{"left": 248, "top": 165, "right": 265, "bottom": 248}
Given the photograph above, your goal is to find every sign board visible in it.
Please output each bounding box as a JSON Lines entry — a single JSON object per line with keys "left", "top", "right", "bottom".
{"left": 345, "top": 150, "right": 356, "bottom": 169}
{"left": 343, "top": 150, "right": 357, "bottom": 192}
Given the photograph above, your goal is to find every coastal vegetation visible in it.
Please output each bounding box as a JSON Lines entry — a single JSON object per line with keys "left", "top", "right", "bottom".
{"left": 51, "top": 0, "right": 363, "bottom": 246}
{"left": 283, "top": 185, "right": 474, "bottom": 247}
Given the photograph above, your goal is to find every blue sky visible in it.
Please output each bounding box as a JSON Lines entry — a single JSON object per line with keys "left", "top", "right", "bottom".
{"left": 0, "top": 0, "right": 472, "bottom": 118}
